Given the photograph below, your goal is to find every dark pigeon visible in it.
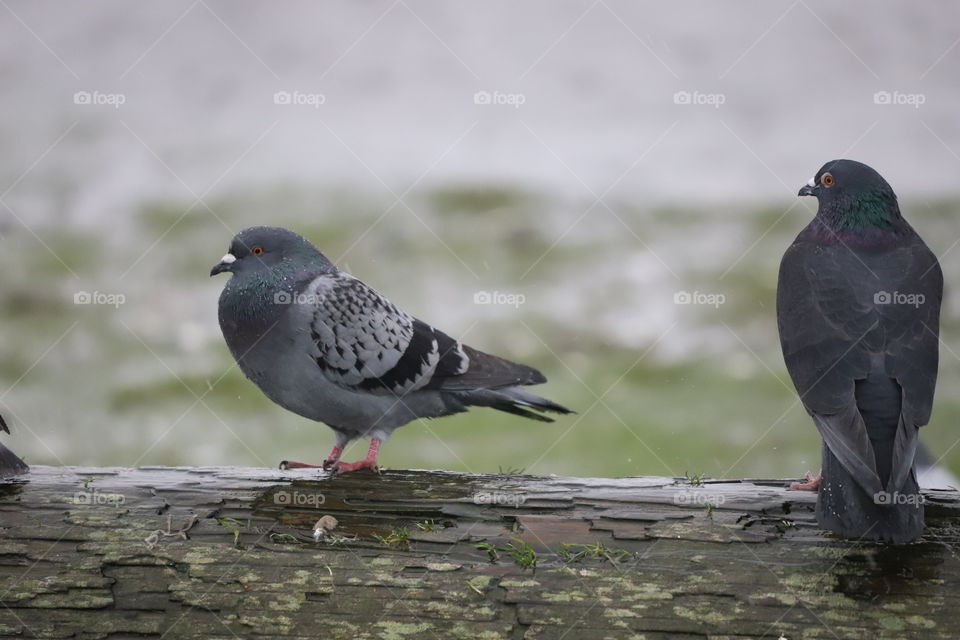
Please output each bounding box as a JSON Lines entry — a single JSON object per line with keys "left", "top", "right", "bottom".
{"left": 0, "top": 414, "right": 29, "bottom": 478}
{"left": 211, "top": 226, "right": 572, "bottom": 473}
{"left": 778, "top": 159, "right": 942, "bottom": 543}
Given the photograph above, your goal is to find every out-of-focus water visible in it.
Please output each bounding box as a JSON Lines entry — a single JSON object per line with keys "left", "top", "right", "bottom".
{"left": 1, "top": 1, "right": 958, "bottom": 477}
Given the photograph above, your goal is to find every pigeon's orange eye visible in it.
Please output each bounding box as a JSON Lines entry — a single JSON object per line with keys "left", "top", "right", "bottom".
{"left": 822, "top": 173, "right": 835, "bottom": 187}
{"left": 252, "top": 246, "right": 264, "bottom": 256}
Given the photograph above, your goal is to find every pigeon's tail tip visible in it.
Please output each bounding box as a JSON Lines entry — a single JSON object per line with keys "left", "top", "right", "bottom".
{"left": 526, "top": 369, "right": 548, "bottom": 386}
{"left": 0, "top": 443, "right": 29, "bottom": 479}
{"left": 462, "top": 387, "right": 573, "bottom": 423}
{"left": 817, "top": 448, "right": 924, "bottom": 544}
{"left": 820, "top": 508, "right": 924, "bottom": 545}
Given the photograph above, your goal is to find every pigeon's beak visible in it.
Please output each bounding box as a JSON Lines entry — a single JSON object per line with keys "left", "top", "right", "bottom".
{"left": 797, "top": 177, "right": 817, "bottom": 197}
{"left": 210, "top": 253, "right": 237, "bottom": 276}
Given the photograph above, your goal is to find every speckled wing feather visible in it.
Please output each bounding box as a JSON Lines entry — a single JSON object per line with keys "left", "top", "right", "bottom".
{"left": 305, "top": 275, "right": 469, "bottom": 396}
{"left": 303, "top": 274, "right": 553, "bottom": 399}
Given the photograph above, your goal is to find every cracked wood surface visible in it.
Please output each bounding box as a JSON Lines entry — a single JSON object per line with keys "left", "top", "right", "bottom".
{"left": 2, "top": 466, "right": 960, "bottom": 639}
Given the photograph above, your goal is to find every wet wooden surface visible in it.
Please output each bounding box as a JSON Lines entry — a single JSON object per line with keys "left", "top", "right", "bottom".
{"left": 2, "top": 465, "right": 960, "bottom": 639}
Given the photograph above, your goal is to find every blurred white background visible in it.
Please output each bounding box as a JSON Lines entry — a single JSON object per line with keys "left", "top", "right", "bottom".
{"left": 1, "top": 1, "right": 958, "bottom": 478}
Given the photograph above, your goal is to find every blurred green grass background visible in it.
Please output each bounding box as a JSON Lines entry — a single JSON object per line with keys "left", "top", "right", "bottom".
{"left": 1, "top": 186, "right": 958, "bottom": 479}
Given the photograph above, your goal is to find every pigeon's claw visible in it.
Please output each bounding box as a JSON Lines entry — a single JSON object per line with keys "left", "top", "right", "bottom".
{"left": 331, "top": 459, "right": 380, "bottom": 475}
{"left": 321, "top": 444, "right": 345, "bottom": 469}
{"left": 330, "top": 438, "right": 381, "bottom": 475}
{"left": 789, "top": 471, "right": 822, "bottom": 491}
{"left": 280, "top": 444, "right": 345, "bottom": 471}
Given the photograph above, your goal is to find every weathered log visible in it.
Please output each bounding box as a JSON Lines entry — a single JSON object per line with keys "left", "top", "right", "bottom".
{"left": 1, "top": 465, "right": 959, "bottom": 639}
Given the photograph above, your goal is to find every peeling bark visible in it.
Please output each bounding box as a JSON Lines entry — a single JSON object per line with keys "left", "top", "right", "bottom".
{"left": 1, "top": 466, "right": 959, "bottom": 639}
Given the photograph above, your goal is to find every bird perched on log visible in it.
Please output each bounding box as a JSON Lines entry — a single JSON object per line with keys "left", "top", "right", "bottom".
{"left": 0, "top": 414, "right": 29, "bottom": 478}
{"left": 211, "top": 226, "right": 571, "bottom": 474}
{"left": 777, "top": 159, "right": 942, "bottom": 543}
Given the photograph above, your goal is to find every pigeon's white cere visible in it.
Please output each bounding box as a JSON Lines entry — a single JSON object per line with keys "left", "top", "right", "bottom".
{"left": 807, "top": 177, "right": 816, "bottom": 187}
{"left": 221, "top": 253, "right": 236, "bottom": 264}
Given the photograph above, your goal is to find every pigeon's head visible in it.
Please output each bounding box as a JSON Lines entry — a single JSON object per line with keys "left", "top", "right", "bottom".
{"left": 210, "top": 226, "right": 335, "bottom": 278}
{"left": 798, "top": 159, "right": 901, "bottom": 229}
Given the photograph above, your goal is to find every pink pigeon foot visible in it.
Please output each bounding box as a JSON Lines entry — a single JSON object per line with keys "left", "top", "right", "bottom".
{"left": 331, "top": 438, "right": 381, "bottom": 475}
{"left": 789, "top": 471, "right": 822, "bottom": 491}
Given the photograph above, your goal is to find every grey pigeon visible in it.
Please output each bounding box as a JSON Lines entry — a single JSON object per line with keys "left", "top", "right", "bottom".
{"left": 211, "top": 226, "right": 571, "bottom": 473}
{"left": 0, "top": 414, "right": 29, "bottom": 478}
{"left": 778, "top": 159, "right": 942, "bottom": 543}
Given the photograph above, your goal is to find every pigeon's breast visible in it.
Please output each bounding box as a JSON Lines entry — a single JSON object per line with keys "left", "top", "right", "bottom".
{"left": 217, "top": 277, "right": 291, "bottom": 356}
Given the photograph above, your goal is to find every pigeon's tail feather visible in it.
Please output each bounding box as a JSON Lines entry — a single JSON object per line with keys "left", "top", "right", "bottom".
{"left": 811, "top": 406, "right": 883, "bottom": 497}
{"left": 0, "top": 414, "right": 8, "bottom": 434}
{"left": 0, "top": 442, "right": 29, "bottom": 479}
{"left": 455, "top": 386, "right": 573, "bottom": 423}
{"left": 816, "top": 443, "right": 922, "bottom": 544}
{"left": 817, "top": 376, "right": 923, "bottom": 544}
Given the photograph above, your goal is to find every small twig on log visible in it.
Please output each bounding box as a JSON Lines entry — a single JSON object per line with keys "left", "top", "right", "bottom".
{"left": 144, "top": 513, "right": 199, "bottom": 550}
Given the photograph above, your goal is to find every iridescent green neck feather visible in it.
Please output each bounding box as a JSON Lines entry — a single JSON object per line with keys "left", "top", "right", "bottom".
{"left": 820, "top": 186, "right": 901, "bottom": 231}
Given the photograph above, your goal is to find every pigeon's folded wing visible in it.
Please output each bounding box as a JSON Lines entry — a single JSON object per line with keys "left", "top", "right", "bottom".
{"left": 304, "top": 275, "right": 548, "bottom": 398}
{"left": 777, "top": 241, "right": 878, "bottom": 408}
{"left": 777, "top": 241, "right": 883, "bottom": 493}
{"left": 882, "top": 237, "right": 942, "bottom": 428}
{"left": 878, "top": 237, "right": 942, "bottom": 490}
{"left": 305, "top": 275, "right": 468, "bottom": 396}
